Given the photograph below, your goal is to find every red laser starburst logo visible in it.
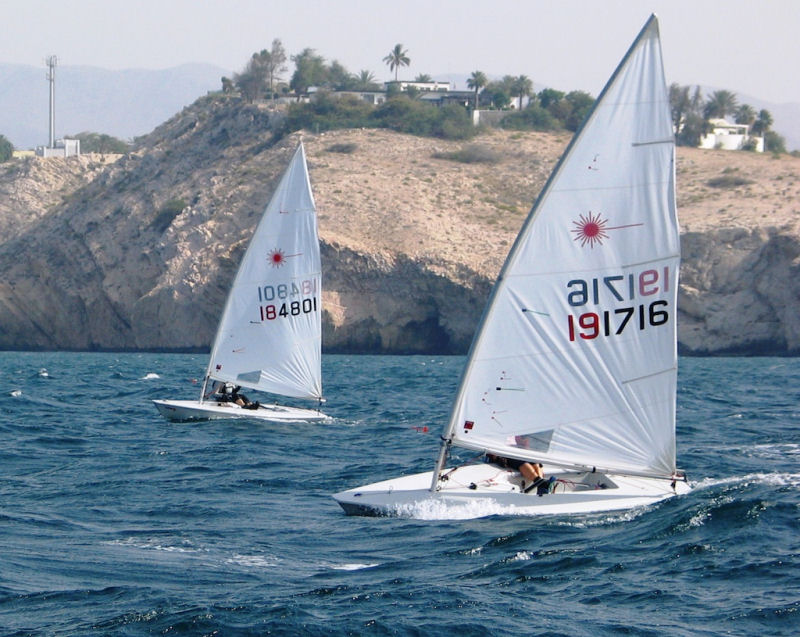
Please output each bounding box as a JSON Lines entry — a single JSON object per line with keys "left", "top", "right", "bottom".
{"left": 570, "top": 211, "right": 644, "bottom": 249}
{"left": 571, "top": 211, "right": 609, "bottom": 248}
{"left": 267, "top": 248, "right": 302, "bottom": 267}
{"left": 269, "top": 249, "right": 287, "bottom": 267}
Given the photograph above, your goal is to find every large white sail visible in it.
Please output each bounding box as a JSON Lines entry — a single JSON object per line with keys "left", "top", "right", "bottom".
{"left": 446, "top": 16, "right": 678, "bottom": 477}
{"left": 206, "top": 142, "right": 322, "bottom": 400}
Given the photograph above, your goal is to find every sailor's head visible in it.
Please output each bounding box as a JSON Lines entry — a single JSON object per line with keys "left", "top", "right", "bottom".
{"left": 224, "top": 382, "right": 234, "bottom": 394}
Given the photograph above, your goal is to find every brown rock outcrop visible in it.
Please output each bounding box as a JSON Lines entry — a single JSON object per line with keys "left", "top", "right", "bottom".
{"left": 0, "top": 97, "right": 798, "bottom": 354}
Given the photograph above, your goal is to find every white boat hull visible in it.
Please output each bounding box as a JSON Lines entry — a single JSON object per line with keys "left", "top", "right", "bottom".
{"left": 333, "top": 463, "right": 690, "bottom": 518}
{"left": 153, "top": 399, "right": 330, "bottom": 423}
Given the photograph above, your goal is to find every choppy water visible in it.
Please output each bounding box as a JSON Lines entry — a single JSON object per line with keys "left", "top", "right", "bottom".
{"left": 0, "top": 353, "right": 798, "bottom": 635}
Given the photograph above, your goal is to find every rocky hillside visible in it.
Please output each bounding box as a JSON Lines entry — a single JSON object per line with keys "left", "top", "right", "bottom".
{"left": 0, "top": 96, "right": 799, "bottom": 354}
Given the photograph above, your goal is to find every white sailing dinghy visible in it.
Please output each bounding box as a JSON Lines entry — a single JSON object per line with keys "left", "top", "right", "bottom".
{"left": 334, "top": 15, "right": 690, "bottom": 517}
{"left": 154, "top": 142, "right": 329, "bottom": 422}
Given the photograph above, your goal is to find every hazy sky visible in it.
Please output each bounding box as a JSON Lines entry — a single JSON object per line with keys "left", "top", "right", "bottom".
{"left": 3, "top": 0, "right": 799, "bottom": 104}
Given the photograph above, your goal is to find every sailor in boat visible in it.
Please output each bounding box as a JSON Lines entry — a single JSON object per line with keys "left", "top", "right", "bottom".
{"left": 485, "top": 454, "right": 555, "bottom": 495}
{"left": 211, "top": 382, "right": 261, "bottom": 410}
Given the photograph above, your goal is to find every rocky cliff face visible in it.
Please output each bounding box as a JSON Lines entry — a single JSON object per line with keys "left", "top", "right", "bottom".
{"left": 0, "top": 96, "right": 799, "bottom": 354}
{"left": 680, "top": 226, "right": 800, "bottom": 354}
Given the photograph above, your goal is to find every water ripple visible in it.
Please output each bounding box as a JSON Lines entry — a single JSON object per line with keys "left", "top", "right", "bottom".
{"left": 0, "top": 353, "right": 798, "bottom": 635}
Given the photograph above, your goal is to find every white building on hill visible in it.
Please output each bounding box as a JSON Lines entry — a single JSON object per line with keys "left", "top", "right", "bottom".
{"left": 36, "top": 138, "right": 80, "bottom": 158}
{"left": 699, "top": 118, "right": 764, "bottom": 152}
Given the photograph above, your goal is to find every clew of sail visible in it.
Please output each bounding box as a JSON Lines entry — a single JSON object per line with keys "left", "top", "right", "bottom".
{"left": 206, "top": 143, "right": 322, "bottom": 401}
{"left": 446, "top": 17, "right": 678, "bottom": 478}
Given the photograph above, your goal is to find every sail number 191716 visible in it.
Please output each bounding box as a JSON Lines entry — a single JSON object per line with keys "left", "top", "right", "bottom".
{"left": 565, "top": 267, "right": 671, "bottom": 342}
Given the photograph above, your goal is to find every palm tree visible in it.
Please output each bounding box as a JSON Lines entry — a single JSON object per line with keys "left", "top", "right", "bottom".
{"left": 467, "top": 70, "right": 488, "bottom": 109}
{"left": 734, "top": 104, "right": 756, "bottom": 128}
{"left": 414, "top": 73, "right": 432, "bottom": 82}
{"left": 752, "top": 109, "right": 773, "bottom": 136}
{"left": 511, "top": 75, "right": 533, "bottom": 110}
{"left": 753, "top": 109, "right": 774, "bottom": 150}
{"left": 383, "top": 44, "right": 410, "bottom": 81}
{"left": 356, "top": 70, "right": 378, "bottom": 90}
{"left": 704, "top": 90, "right": 738, "bottom": 120}
{"left": 669, "top": 83, "right": 691, "bottom": 133}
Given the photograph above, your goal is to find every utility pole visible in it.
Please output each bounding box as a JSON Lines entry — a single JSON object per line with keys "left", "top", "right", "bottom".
{"left": 46, "top": 55, "right": 57, "bottom": 148}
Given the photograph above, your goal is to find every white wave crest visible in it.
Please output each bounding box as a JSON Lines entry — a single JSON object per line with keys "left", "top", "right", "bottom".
{"left": 510, "top": 551, "right": 533, "bottom": 562}
{"left": 388, "top": 497, "right": 601, "bottom": 521}
{"left": 141, "top": 372, "right": 160, "bottom": 380}
{"left": 693, "top": 472, "right": 800, "bottom": 490}
{"left": 748, "top": 443, "right": 800, "bottom": 458}
{"left": 552, "top": 507, "right": 649, "bottom": 528}
{"left": 225, "top": 553, "right": 280, "bottom": 568}
{"left": 104, "top": 537, "right": 204, "bottom": 554}
{"left": 391, "top": 498, "right": 527, "bottom": 520}
{"left": 386, "top": 496, "right": 664, "bottom": 525}
{"left": 686, "top": 511, "right": 711, "bottom": 528}
{"left": 330, "top": 562, "right": 379, "bottom": 571}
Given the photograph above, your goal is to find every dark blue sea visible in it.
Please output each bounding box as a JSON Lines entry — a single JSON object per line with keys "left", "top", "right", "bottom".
{"left": 1, "top": 353, "right": 797, "bottom": 636}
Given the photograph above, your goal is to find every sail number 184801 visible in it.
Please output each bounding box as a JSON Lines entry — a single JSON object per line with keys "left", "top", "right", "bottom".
{"left": 259, "top": 297, "right": 317, "bottom": 321}
{"left": 256, "top": 279, "right": 318, "bottom": 322}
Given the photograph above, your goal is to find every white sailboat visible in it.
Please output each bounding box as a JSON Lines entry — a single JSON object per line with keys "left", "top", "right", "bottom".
{"left": 334, "top": 15, "right": 690, "bottom": 517}
{"left": 154, "top": 142, "right": 329, "bottom": 423}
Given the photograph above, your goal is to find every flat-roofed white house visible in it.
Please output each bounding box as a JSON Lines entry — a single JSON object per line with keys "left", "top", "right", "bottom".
{"left": 699, "top": 118, "right": 764, "bottom": 152}
{"left": 36, "top": 138, "right": 80, "bottom": 158}
{"left": 384, "top": 80, "right": 451, "bottom": 93}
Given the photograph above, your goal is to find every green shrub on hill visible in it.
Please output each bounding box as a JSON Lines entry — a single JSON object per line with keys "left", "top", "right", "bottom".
{"left": 372, "top": 98, "right": 474, "bottom": 139}
{"left": 500, "top": 105, "right": 558, "bottom": 131}
{"left": 72, "top": 132, "right": 130, "bottom": 154}
{"left": 281, "top": 94, "right": 475, "bottom": 141}
{"left": 283, "top": 92, "right": 373, "bottom": 133}
{"left": 432, "top": 144, "right": 501, "bottom": 164}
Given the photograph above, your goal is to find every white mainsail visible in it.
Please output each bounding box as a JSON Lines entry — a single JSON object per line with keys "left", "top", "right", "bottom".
{"left": 444, "top": 16, "right": 678, "bottom": 478}
{"left": 205, "top": 142, "right": 322, "bottom": 401}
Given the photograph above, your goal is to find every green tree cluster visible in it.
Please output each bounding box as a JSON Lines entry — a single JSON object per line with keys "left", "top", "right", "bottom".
{"left": 231, "top": 39, "right": 288, "bottom": 101}
{"left": 497, "top": 87, "right": 594, "bottom": 132}
{"left": 72, "top": 131, "right": 129, "bottom": 154}
{"left": 0, "top": 134, "right": 13, "bottom": 162}
{"left": 226, "top": 41, "right": 790, "bottom": 151}
{"left": 670, "top": 84, "right": 785, "bottom": 152}
{"left": 289, "top": 49, "right": 382, "bottom": 94}
{"left": 228, "top": 41, "right": 386, "bottom": 100}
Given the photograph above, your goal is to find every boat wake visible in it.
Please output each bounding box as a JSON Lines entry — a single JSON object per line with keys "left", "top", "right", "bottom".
{"left": 389, "top": 498, "right": 666, "bottom": 523}
{"left": 105, "top": 537, "right": 283, "bottom": 571}
{"left": 692, "top": 472, "right": 800, "bottom": 490}
{"left": 385, "top": 498, "right": 591, "bottom": 521}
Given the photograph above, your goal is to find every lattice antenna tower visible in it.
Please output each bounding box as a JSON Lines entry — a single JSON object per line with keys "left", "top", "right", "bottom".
{"left": 46, "top": 55, "right": 57, "bottom": 148}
